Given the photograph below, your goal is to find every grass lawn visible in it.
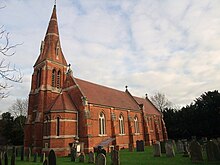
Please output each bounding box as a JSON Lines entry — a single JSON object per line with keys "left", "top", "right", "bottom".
{"left": 12, "top": 146, "right": 220, "bottom": 165}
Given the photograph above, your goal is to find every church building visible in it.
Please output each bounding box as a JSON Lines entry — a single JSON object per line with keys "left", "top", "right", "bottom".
{"left": 24, "top": 5, "right": 168, "bottom": 156}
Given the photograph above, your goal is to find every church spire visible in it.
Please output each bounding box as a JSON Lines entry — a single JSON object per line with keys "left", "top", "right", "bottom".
{"left": 34, "top": 5, "right": 67, "bottom": 67}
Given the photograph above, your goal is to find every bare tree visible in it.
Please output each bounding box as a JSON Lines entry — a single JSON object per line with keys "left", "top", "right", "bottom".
{"left": 8, "top": 98, "right": 28, "bottom": 129}
{"left": 0, "top": 8, "right": 22, "bottom": 98}
{"left": 150, "top": 92, "right": 172, "bottom": 112}
{"left": 9, "top": 98, "right": 28, "bottom": 117}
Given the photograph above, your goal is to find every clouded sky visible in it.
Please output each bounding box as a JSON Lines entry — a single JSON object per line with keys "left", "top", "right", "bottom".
{"left": 1, "top": 0, "right": 220, "bottom": 112}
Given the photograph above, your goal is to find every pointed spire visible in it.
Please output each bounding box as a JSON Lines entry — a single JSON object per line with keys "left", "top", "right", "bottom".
{"left": 34, "top": 5, "right": 67, "bottom": 67}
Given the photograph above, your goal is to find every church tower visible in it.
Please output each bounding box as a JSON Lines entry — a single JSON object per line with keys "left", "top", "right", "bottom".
{"left": 24, "top": 5, "right": 78, "bottom": 156}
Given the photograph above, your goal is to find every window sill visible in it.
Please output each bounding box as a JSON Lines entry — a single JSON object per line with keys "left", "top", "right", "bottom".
{"left": 98, "top": 134, "right": 107, "bottom": 137}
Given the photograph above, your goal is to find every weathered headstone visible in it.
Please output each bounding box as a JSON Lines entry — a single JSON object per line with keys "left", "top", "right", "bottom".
{"left": 153, "top": 142, "right": 161, "bottom": 157}
{"left": 11, "top": 153, "right": 16, "bottom": 165}
{"left": 88, "top": 151, "right": 95, "bottom": 163}
{"left": 79, "top": 152, "right": 85, "bottom": 163}
{"left": 96, "top": 153, "right": 106, "bottom": 165}
{"left": 40, "top": 153, "right": 46, "bottom": 162}
{"left": 70, "top": 148, "right": 77, "bottom": 162}
{"left": 160, "top": 141, "right": 166, "bottom": 153}
{"left": 165, "top": 142, "right": 175, "bottom": 157}
{"left": 20, "top": 147, "right": 24, "bottom": 161}
{"left": 183, "top": 141, "right": 189, "bottom": 157}
{"left": 136, "top": 140, "right": 144, "bottom": 152}
{"left": 26, "top": 148, "right": 31, "bottom": 161}
{"left": 189, "top": 140, "right": 203, "bottom": 162}
{"left": 4, "top": 152, "right": 8, "bottom": 165}
{"left": 43, "top": 159, "right": 48, "bottom": 165}
{"left": 176, "top": 140, "right": 184, "bottom": 153}
{"left": 111, "top": 149, "right": 120, "bottom": 165}
{"left": 33, "top": 152, "right": 38, "bottom": 162}
{"left": 206, "top": 140, "right": 220, "bottom": 161}
{"left": 48, "top": 149, "right": 56, "bottom": 165}
{"left": 128, "top": 144, "right": 134, "bottom": 152}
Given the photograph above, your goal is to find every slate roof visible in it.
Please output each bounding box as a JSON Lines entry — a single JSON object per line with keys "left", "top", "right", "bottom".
{"left": 75, "top": 78, "right": 141, "bottom": 111}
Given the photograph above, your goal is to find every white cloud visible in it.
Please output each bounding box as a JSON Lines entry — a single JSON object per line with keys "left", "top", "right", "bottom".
{"left": 0, "top": 0, "right": 220, "bottom": 112}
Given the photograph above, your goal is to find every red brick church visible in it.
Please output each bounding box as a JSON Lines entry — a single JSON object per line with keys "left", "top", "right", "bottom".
{"left": 24, "top": 5, "right": 168, "bottom": 156}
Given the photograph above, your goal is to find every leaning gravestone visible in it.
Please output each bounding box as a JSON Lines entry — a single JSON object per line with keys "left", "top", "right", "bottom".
{"left": 20, "top": 147, "right": 24, "bottom": 161}
{"left": 136, "top": 140, "right": 144, "bottom": 152}
{"left": 40, "top": 153, "right": 46, "bottom": 162}
{"left": 70, "top": 148, "right": 77, "bottom": 162}
{"left": 160, "top": 141, "right": 166, "bottom": 153}
{"left": 11, "top": 153, "right": 16, "bottom": 165}
{"left": 206, "top": 140, "right": 220, "bottom": 161}
{"left": 153, "top": 142, "right": 161, "bottom": 157}
{"left": 48, "top": 150, "right": 56, "bottom": 165}
{"left": 189, "top": 140, "right": 203, "bottom": 163}
{"left": 165, "top": 142, "right": 175, "bottom": 157}
{"left": 88, "top": 151, "right": 95, "bottom": 163}
{"left": 33, "top": 152, "right": 38, "bottom": 162}
{"left": 79, "top": 152, "right": 85, "bottom": 163}
{"left": 4, "top": 152, "right": 8, "bottom": 165}
{"left": 26, "top": 148, "right": 31, "bottom": 161}
{"left": 96, "top": 153, "right": 106, "bottom": 165}
{"left": 183, "top": 141, "right": 189, "bottom": 157}
{"left": 111, "top": 149, "right": 120, "bottom": 165}
{"left": 176, "top": 140, "right": 184, "bottom": 153}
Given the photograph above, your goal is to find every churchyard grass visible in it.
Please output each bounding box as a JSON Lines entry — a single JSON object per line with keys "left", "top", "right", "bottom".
{"left": 11, "top": 146, "right": 220, "bottom": 165}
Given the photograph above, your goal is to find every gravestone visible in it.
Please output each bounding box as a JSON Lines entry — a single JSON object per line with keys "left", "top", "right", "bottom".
{"left": 40, "top": 153, "right": 46, "bottom": 162}
{"left": 11, "top": 153, "right": 16, "bottom": 165}
{"left": 43, "top": 159, "right": 48, "bottom": 165}
{"left": 136, "top": 140, "right": 144, "bottom": 152}
{"left": 88, "top": 151, "right": 95, "bottom": 163}
{"left": 0, "top": 152, "right": 2, "bottom": 165}
{"left": 206, "top": 140, "right": 220, "bottom": 161}
{"left": 176, "top": 140, "right": 184, "bottom": 153}
{"left": 79, "top": 152, "right": 85, "bottom": 163}
{"left": 70, "top": 148, "right": 77, "bottom": 162}
{"left": 101, "top": 149, "right": 106, "bottom": 156}
{"left": 4, "top": 152, "right": 8, "bottom": 165}
{"left": 160, "top": 141, "right": 166, "bottom": 153}
{"left": 153, "top": 142, "right": 161, "bottom": 157}
{"left": 128, "top": 144, "right": 134, "bottom": 152}
{"left": 111, "top": 149, "right": 120, "bottom": 165}
{"left": 48, "top": 149, "right": 56, "bottom": 165}
{"left": 189, "top": 140, "right": 203, "bottom": 162}
{"left": 96, "top": 153, "right": 106, "bottom": 165}
{"left": 183, "top": 141, "right": 189, "bottom": 157}
{"left": 20, "top": 147, "right": 24, "bottom": 161}
{"left": 33, "top": 152, "right": 38, "bottom": 162}
{"left": 12, "top": 147, "right": 16, "bottom": 157}
{"left": 26, "top": 148, "right": 31, "bottom": 161}
{"left": 165, "top": 142, "right": 175, "bottom": 157}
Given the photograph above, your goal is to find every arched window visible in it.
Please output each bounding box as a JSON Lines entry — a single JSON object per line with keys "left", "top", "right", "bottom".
{"left": 99, "top": 112, "right": 106, "bottom": 135}
{"left": 56, "top": 117, "right": 60, "bottom": 136}
{"left": 57, "top": 70, "right": 61, "bottom": 88}
{"left": 52, "top": 69, "right": 56, "bottom": 87}
{"left": 36, "top": 69, "right": 41, "bottom": 88}
{"left": 119, "top": 114, "right": 125, "bottom": 135}
{"left": 134, "top": 116, "right": 139, "bottom": 134}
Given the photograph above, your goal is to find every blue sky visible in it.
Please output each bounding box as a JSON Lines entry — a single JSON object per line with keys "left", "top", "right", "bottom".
{"left": 1, "top": 0, "right": 220, "bottom": 112}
